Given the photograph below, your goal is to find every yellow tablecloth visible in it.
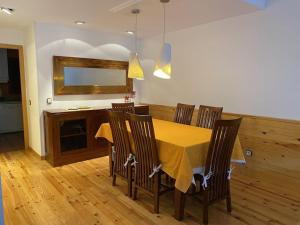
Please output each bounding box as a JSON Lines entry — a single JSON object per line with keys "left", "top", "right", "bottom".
{"left": 95, "top": 119, "right": 245, "bottom": 193}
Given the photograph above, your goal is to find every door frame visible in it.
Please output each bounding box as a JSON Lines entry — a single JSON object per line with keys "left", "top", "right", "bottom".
{"left": 0, "top": 43, "right": 29, "bottom": 150}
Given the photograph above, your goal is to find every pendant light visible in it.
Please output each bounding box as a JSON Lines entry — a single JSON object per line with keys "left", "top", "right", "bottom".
{"left": 153, "top": 0, "right": 171, "bottom": 79}
{"left": 128, "top": 9, "right": 144, "bottom": 80}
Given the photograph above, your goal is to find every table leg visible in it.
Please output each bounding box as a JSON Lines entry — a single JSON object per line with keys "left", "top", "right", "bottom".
{"left": 174, "top": 188, "right": 185, "bottom": 220}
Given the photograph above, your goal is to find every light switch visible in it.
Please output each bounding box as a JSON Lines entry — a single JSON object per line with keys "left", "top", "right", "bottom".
{"left": 46, "top": 98, "right": 52, "bottom": 105}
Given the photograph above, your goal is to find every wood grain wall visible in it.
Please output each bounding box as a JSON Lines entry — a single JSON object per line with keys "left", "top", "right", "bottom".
{"left": 145, "top": 103, "right": 300, "bottom": 201}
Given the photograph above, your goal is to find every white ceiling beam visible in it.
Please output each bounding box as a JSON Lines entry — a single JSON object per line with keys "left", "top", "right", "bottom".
{"left": 109, "top": 0, "right": 144, "bottom": 13}
{"left": 243, "top": 0, "right": 268, "bottom": 9}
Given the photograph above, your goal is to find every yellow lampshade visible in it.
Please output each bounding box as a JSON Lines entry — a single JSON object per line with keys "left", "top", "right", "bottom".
{"left": 153, "top": 43, "right": 171, "bottom": 79}
{"left": 153, "top": 64, "right": 171, "bottom": 79}
{"left": 128, "top": 52, "right": 144, "bottom": 80}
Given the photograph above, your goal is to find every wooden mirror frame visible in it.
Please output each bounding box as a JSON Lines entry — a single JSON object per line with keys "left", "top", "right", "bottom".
{"left": 53, "top": 56, "right": 133, "bottom": 95}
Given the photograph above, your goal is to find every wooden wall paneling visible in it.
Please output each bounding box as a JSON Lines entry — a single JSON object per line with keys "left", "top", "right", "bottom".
{"left": 143, "top": 103, "right": 300, "bottom": 201}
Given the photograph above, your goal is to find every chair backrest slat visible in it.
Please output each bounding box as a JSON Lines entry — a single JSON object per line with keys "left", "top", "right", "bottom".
{"left": 205, "top": 118, "right": 242, "bottom": 202}
{"left": 128, "top": 114, "right": 159, "bottom": 192}
{"left": 174, "top": 103, "right": 195, "bottom": 125}
{"left": 196, "top": 105, "right": 223, "bottom": 129}
{"left": 108, "top": 111, "right": 132, "bottom": 178}
{"left": 112, "top": 102, "right": 135, "bottom": 114}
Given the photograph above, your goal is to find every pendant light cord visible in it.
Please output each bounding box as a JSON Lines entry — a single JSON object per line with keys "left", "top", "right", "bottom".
{"left": 135, "top": 12, "right": 138, "bottom": 53}
{"left": 163, "top": 3, "right": 166, "bottom": 43}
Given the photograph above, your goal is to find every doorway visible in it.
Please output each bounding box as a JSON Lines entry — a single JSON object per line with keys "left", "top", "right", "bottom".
{"left": 0, "top": 44, "right": 28, "bottom": 152}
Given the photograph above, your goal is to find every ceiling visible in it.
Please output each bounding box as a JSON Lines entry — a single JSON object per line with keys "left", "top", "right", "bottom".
{"left": 0, "top": 0, "right": 259, "bottom": 37}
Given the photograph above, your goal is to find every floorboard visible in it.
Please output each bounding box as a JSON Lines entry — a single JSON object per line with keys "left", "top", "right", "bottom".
{"left": 0, "top": 151, "right": 299, "bottom": 225}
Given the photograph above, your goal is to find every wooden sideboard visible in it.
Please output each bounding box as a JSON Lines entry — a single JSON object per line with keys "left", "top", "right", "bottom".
{"left": 44, "top": 105, "right": 149, "bottom": 166}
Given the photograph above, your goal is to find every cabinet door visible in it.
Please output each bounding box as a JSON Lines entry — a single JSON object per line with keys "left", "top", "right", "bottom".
{"left": 59, "top": 117, "right": 88, "bottom": 153}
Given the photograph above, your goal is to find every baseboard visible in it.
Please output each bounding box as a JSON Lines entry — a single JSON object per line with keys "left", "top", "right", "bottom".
{"left": 27, "top": 147, "right": 45, "bottom": 160}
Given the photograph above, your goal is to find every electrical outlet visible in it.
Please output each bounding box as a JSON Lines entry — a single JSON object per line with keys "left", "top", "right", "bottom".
{"left": 245, "top": 149, "right": 253, "bottom": 157}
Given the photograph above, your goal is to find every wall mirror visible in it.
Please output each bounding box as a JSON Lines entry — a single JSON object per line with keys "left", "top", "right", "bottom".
{"left": 53, "top": 56, "right": 132, "bottom": 95}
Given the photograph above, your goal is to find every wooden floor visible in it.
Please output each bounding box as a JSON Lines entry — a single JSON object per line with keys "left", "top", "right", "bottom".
{"left": 0, "top": 150, "right": 299, "bottom": 225}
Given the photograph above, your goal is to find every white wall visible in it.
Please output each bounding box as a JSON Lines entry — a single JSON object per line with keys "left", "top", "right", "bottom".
{"left": 34, "top": 23, "right": 136, "bottom": 155}
{"left": 0, "top": 28, "right": 24, "bottom": 45}
{"left": 138, "top": 0, "right": 300, "bottom": 120}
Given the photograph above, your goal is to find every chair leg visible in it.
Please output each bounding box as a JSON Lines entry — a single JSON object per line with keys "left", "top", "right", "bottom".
{"left": 108, "top": 144, "right": 113, "bottom": 177}
{"left": 203, "top": 191, "right": 209, "bottom": 225}
{"left": 153, "top": 173, "right": 160, "bottom": 213}
{"left": 203, "top": 204, "right": 208, "bottom": 225}
{"left": 154, "top": 191, "right": 159, "bottom": 213}
{"left": 132, "top": 166, "right": 137, "bottom": 200}
{"left": 133, "top": 186, "right": 137, "bottom": 200}
{"left": 112, "top": 174, "right": 116, "bottom": 186}
{"left": 227, "top": 183, "right": 232, "bottom": 213}
{"left": 226, "top": 196, "right": 232, "bottom": 213}
{"left": 127, "top": 167, "right": 132, "bottom": 197}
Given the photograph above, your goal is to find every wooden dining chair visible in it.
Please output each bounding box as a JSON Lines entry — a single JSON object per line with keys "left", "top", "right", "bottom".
{"left": 108, "top": 110, "right": 133, "bottom": 197}
{"left": 196, "top": 105, "right": 223, "bottom": 129}
{"left": 128, "top": 114, "right": 165, "bottom": 213}
{"left": 174, "top": 103, "right": 195, "bottom": 125}
{"left": 195, "top": 118, "right": 242, "bottom": 225}
{"left": 112, "top": 102, "right": 135, "bottom": 114}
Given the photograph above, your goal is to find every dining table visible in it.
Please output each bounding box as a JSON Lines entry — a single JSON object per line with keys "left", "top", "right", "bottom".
{"left": 95, "top": 118, "right": 245, "bottom": 220}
